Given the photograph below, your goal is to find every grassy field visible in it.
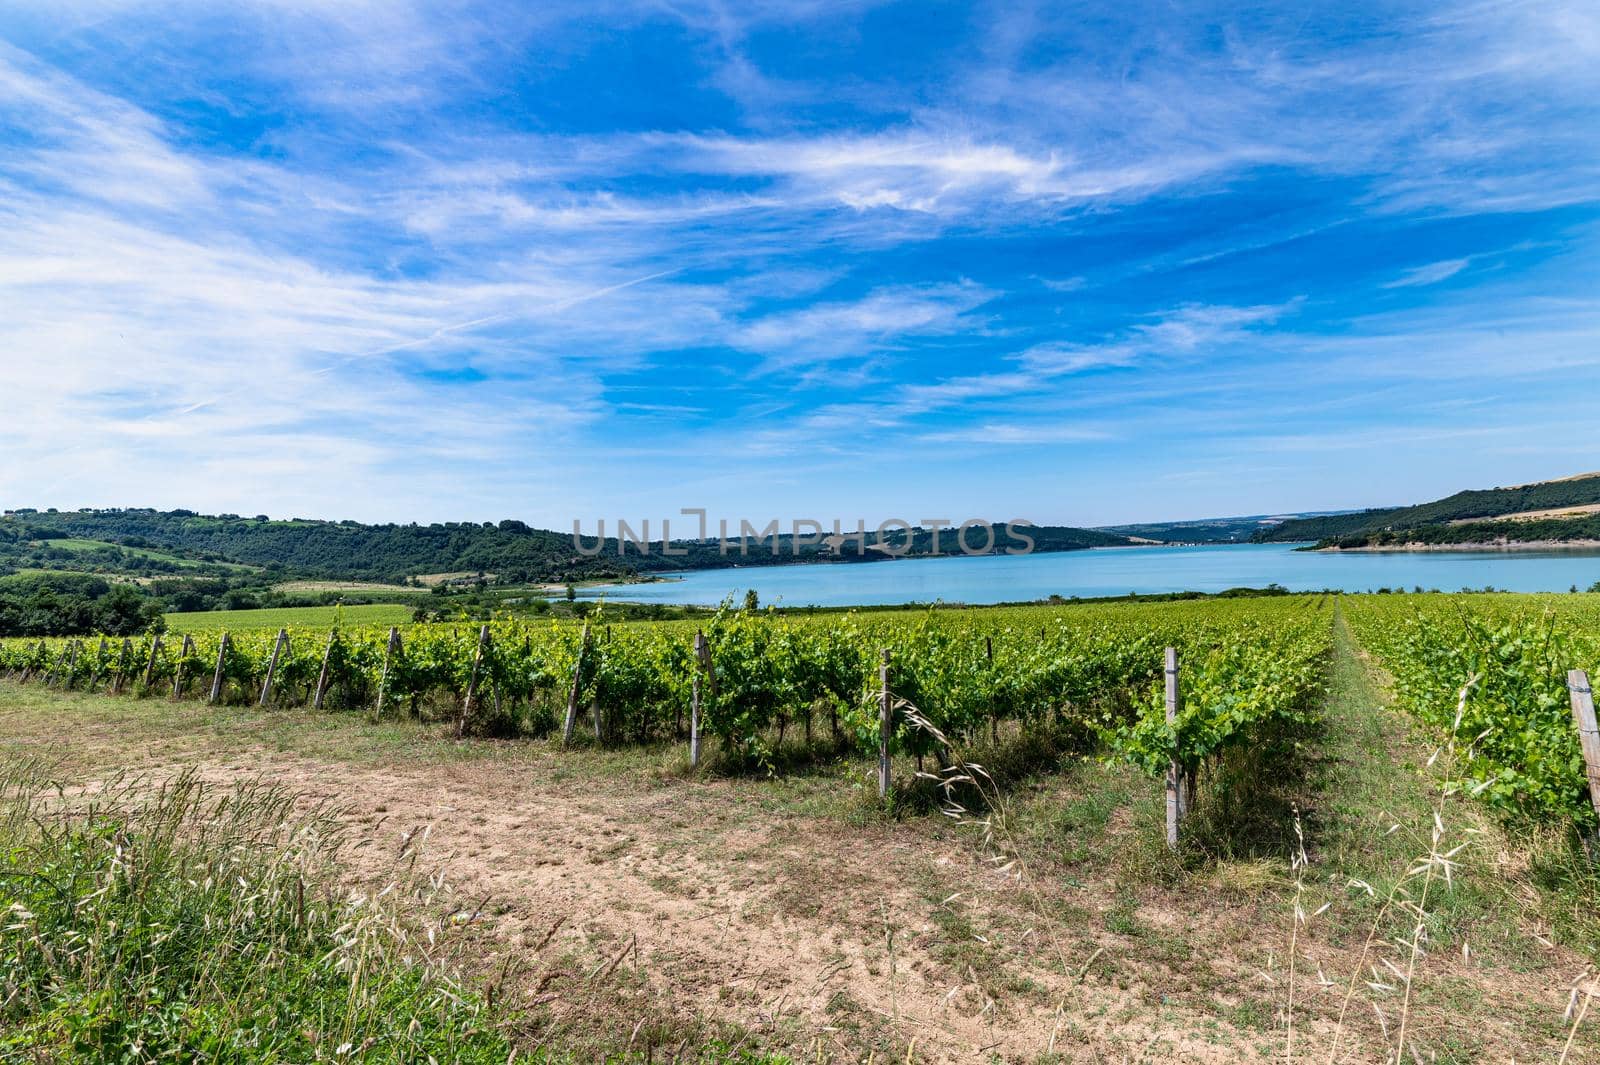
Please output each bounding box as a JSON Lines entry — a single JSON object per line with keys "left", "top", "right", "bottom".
{"left": 272, "top": 578, "right": 433, "bottom": 596}
{"left": 42, "top": 537, "right": 256, "bottom": 571}
{"left": 164, "top": 602, "right": 417, "bottom": 632}
{"left": 2, "top": 595, "right": 1597, "bottom": 1061}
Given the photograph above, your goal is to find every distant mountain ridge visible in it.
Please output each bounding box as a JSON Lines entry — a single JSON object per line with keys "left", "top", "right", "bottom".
{"left": 1252, "top": 473, "right": 1600, "bottom": 547}
{"left": 1098, "top": 511, "right": 1362, "bottom": 544}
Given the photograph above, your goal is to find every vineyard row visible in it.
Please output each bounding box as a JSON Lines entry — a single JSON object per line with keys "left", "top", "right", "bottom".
{"left": 0, "top": 599, "right": 1334, "bottom": 846}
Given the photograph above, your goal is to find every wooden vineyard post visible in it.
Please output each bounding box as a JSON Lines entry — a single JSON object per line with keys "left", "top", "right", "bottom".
{"left": 89, "top": 637, "right": 108, "bottom": 691}
{"left": 143, "top": 634, "right": 163, "bottom": 689}
{"left": 675, "top": 641, "right": 686, "bottom": 740}
{"left": 313, "top": 630, "right": 337, "bottom": 710}
{"left": 171, "top": 633, "right": 194, "bottom": 694}
{"left": 20, "top": 641, "right": 45, "bottom": 683}
{"left": 878, "top": 649, "right": 892, "bottom": 800}
{"left": 48, "top": 642, "right": 77, "bottom": 689}
{"left": 208, "top": 633, "right": 230, "bottom": 705}
{"left": 1567, "top": 670, "right": 1600, "bottom": 853}
{"left": 690, "top": 631, "right": 707, "bottom": 767}
{"left": 53, "top": 642, "right": 67, "bottom": 689}
{"left": 112, "top": 638, "right": 132, "bottom": 694}
{"left": 592, "top": 640, "right": 604, "bottom": 743}
{"left": 61, "top": 642, "right": 81, "bottom": 690}
{"left": 694, "top": 630, "right": 718, "bottom": 767}
{"left": 561, "top": 622, "right": 591, "bottom": 748}
{"left": 1164, "top": 647, "right": 1183, "bottom": 852}
{"left": 690, "top": 664, "right": 702, "bottom": 768}
{"left": 375, "top": 627, "right": 404, "bottom": 723}
{"left": 172, "top": 634, "right": 195, "bottom": 698}
{"left": 259, "top": 629, "right": 288, "bottom": 706}
{"left": 986, "top": 635, "right": 997, "bottom": 743}
{"left": 456, "top": 625, "right": 487, "bottom": 737}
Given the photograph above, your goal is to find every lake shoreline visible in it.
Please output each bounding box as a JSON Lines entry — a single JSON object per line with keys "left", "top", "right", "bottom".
{"left": 1321, "top": 539, "right": 1600, "bottom": 553}
{"left": 573, "top": 541, "right": 1600, "bottom": 607}
{"left": 604, "top": 541, "right": 1185, "bottom": 585}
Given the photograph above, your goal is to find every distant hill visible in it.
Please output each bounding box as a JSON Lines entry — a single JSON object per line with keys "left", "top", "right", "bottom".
{"left": 0, "top": 509, "right": 1132, "bottom": 584}
{"left": 0, "top": 510, "right": 618, "bottom": 585}
{"left": 1099, "top": 511, "right": 1361, "bottom": 544}
{"left": 1249, "top": 509, "right": 1408, "bottom": 544}
{"left": 1254, "top": 474, "right": 1600, "bottom": 547}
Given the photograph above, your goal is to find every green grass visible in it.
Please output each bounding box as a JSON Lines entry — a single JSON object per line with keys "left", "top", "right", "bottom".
{"left": 0, "top": 762, "right": 514, "bottom": 1063}
{"left": 38, "top": 537, "right": 254, "bottom": 571}
{"left": 1292, "top": 609, "right": 1600, "bottom": 959}
{"left": 272, "top": 579, "right": 433, "bottom": 597}
{"left": 44, "top": 537, "right": 126, "bottom": 551}
{"left": 0, "top": 752, "right": 796, "bottom": 1064}
{"left": 164, "top": 602, "right": 418, "bottom": 632}
{"left": 4, "top": 595, "right": 1596, "bottom": 1060}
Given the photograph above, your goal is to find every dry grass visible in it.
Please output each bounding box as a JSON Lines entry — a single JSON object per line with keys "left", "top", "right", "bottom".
{"left": 3, "top": 622, "right": 1598, "bottom": 1064}
{"left": 0, "top": 761, "right": 513, "bottom": 1061}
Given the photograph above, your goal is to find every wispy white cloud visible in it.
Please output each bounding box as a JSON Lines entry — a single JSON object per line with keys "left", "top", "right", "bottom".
{"left": 732, "top": 300, "right": 1291, "bottom": 454}
{"left": 728, "top": 282, "right": 996, "bottom": 369}
{"left": 1020, "top": 303, "right": 1288, "bottom": 374}
{"left": 0, "top": 0, "right": 1596, "bottom": 523}
{"left": 1384, "top": 258, "right": 1471, "bottom": 288}
{"left": 918, "top": 422, "right": 1111, "bottom": 445}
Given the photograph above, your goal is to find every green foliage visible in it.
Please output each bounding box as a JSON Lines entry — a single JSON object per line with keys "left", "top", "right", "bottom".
{"left": 0, "top": 507, "right": 1130, "bottom": 585}
{"left": 1346, "top": 593, "right": 1600, "bottom": 829}
{"left": 1095, "top": 599, "right": 1330, "bottom": 777}
{"left": 0, "top": 509, "right": 633, "bottom": 584}
{"left": 1322, "top": 515, "right": 1600, "bottom": 549}
{"left": 164, "top": 603, "right": 416, "bottom": 632}
{"left": 0, "top": 597, "right": 1336, "bottom": 777}
{"left": 1257, "top": 473, "right": 1600, "bottom": 544}
{"left": 0, "top": 767, "right": 512, "bottom": 1062}
{"left": 0, "top": 572, "right": 164, "bottom": 637}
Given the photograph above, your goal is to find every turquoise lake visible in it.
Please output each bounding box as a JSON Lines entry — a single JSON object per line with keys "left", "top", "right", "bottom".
{"left": 579, "top": 542, "right": 1600, "bottom": 608}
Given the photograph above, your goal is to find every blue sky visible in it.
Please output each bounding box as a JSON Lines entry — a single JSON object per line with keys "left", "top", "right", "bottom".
{"left": 1, "top": 1, "right": 1597, "bottom": 529}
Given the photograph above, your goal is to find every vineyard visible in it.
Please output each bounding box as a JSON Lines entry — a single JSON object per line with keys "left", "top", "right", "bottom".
{"left": 10, "top": 591, "right": 1600, "bottom": 1060}
{"left": 11, "top": 592, "right": 1600, "bottom": 845}
{"left": 1345, "top": 593, "right": 1600, "bottom": 831}
{"left": 0, "top": 598, "right": 1330, "bottom": 837}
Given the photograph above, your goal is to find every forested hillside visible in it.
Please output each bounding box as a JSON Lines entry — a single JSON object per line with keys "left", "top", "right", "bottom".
{"left": 1100, "top": 511, "right": 1358, "bottom": 543}
{"left": 1250, "top": 509, "right": 1407, "bottom": 543}
{"left": 1, "top": 510, "right": 621, "bottom": 584}
{"left": 1256, "top": 474, "right": 1600, "bottom": 545}
{"left": 0, "top": 509, "right": 1129, "bottom": 584}
{"left": 1319, "top": 515, "right": 1600, "bottom": 549}
{"left": 0, "top": 572, "right": 165, "bottom": 637}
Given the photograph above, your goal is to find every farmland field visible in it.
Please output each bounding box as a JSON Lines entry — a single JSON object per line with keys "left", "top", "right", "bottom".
{"left": 5, "top": 592, "right": 1600, "bottom": 1062}
{"left": 162, "top": 602, "right": 418, "bottom": 632}
{"left": 272, "top": 579, "right": 433, "bottom": 596}
{"left": 40, "top": 536, "right": 257, "bottom": 571}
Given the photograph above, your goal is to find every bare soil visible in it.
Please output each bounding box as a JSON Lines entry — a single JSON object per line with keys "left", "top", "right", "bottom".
{"left": 0, "top": 681, "right": 1591, "bottom": 1063}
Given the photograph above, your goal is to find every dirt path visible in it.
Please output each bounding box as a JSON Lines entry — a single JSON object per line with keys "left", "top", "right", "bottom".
{"left": 136, "top": 746, "right": 1276, "bottom": 1064}
{"left": 2, "top": 638, "right": 1592, "bottom": 1064}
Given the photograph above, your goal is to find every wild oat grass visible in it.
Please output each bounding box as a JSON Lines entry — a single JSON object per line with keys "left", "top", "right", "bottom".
{"left": 0, "top": 759, "right": 511, "bottom": 1062}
